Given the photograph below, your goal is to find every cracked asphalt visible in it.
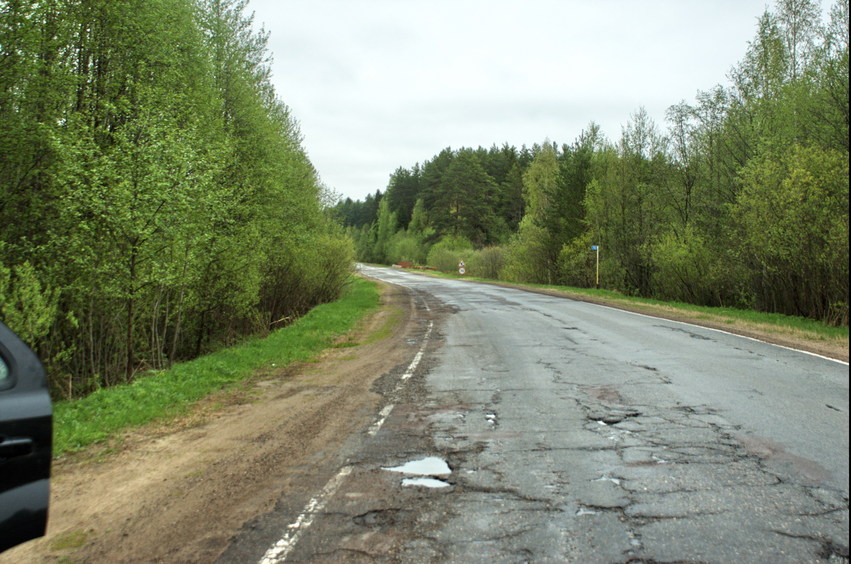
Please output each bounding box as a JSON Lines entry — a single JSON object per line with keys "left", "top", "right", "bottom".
{"left": 222, "top": 266, "right": 849, "bottom": 564}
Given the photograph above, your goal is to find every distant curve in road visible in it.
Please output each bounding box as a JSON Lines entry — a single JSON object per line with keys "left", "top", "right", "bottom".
{"left": 225, "top": 265, "right": 849, "bottom": 563}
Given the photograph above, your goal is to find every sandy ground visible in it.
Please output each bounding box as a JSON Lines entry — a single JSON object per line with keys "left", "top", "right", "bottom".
{"left": 1, "top": 282, "right": 425, "bottom": 564}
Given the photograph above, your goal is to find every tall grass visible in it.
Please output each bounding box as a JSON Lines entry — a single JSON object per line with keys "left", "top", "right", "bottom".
{"left": 53, "top": 277, "right": 380, "bottom": 456}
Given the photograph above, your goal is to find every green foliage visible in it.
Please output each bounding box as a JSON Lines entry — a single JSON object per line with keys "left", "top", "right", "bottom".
{"left": 650, "top": 227, "right": 741, "bottom": 306}
{"left": 0, "top": 0, "right": 354, "bottom": 397}
{"left": 387, "top": 231, "right": 424, "bottom": 265}
{"left": 430, "top": 149, "right": 500, "bottom": 245}
{"left": 336, "top": 0, "right": 848, "bottom": 325}
{"left": 53, "top": 277, "right": 379, "bottom": 455}
{"left": 426, "top": 235, "right": 474, "bottom": 273}
{"left": 558, "top": 233, "right": 597, "bottom": 288}
{"left": 507, "top": 142, "right": 567, "bottom": 283}
{"left": 501, "top": 216, "right": 551, "bottom": 283}
{"left": 467, "top": 247, "right": 507, "bottom": 280}
{"left": 0, "top": 261, "right": 59, "bottom": 345}
{"left": 733, "top": 144, "right": 849, "bottom": 323}
{"left": 373, "top": 198, "right": 397, "bottom": 264}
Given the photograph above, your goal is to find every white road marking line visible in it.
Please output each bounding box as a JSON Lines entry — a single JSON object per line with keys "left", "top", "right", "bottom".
{"left": 401, "top": 320, "right": 433, "bottom": 381}
{"left": 367, "top": 403, "right": 395, "bottom": 436}
{"left": 368, "top": 319, "right": 433, "bottom": 436}
{"left": 590, "top": 302, "right": 849, "bottom": 366}
{"left": 260, "top": 298, "right": 436, "bottom": 563}
{"left": 258, "top": 465, "right": 353, "bottom": 564}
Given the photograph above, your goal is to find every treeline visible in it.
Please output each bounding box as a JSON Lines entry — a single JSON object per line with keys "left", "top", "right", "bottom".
{"left": 336, "top": 0, "right": 849, "bottom": 326}
{"left": 0, "top": 0, "right": 353, "bottom": 398}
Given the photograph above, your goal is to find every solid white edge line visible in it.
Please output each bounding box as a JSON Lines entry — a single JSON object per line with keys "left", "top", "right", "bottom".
{"left": 364, "top": 262, "right": 846, "bottom": 367}
{"left": 586, "top": 301, "right": 849, "bottom": 366}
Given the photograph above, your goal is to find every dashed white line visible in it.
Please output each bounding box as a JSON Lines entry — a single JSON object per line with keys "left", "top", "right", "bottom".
{"left": 258, "top": 465, "right": 353, "bottom": 564}
{"left": 259, "top": 298, "right": 435, "bottom": 563}
{"left": 368, "top": 319, "right": 433, "bottom": 436}
{"left": 402, "top": 320, "right": 433, "bottom": 381}
{"left": 367, "top": 403, "right": 395, "bottom": 436}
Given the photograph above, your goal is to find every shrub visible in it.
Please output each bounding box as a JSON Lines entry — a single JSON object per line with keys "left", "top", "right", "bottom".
{"left": 500, "top": 218, "right": 549, "bottom": 283}
{"left": 558, "top": 233, "right": 596, "bottom": 287}
{"left": 468, "top": 246, "right": 506, "bottom": 279}
{"left": 426, "top": 235, "right": 474, "bottom": 273}
{"left": 387, "top": 231, "right": 424, "bottom": 265}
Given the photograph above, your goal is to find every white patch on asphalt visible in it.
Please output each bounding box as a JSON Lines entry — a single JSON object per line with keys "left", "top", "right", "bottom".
{"left": 401, "top": 477, "right": 451, "bottom": 488}
{"left": 384, "top": 456, "right": 452, "bottom": 489}
{"left": 383, "top": 456, "right": 451, "bottom": 476}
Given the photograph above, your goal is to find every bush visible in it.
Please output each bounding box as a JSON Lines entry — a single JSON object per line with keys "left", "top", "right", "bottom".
{"left": 426, "top": 235, "right": 474, "bottom": 273}
{"left": 650, "top": 228, "right": 740, "bottom": 308}
{"left": 387, "top": 231, "right": 430, "bottom": 265}
{"left": 467, "top": 246, "right": 506, "bottom": 279}
{"left": 558, "top": 233, "right": 596, "bottom": 287}
{"left": 500, "top": 217, "right": 549, "bottom": 283}
{"left": 0, "top": 261, "right": 59, "bottom": 346}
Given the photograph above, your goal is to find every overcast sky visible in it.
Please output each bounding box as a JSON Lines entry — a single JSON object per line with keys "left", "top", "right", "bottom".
{"left": 248, "top": 0, "right": 800, "bottom": 202}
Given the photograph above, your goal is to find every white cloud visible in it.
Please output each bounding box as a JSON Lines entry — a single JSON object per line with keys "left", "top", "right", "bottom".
{"left": 248, "top": 0, "right": 810, "bottom": 201}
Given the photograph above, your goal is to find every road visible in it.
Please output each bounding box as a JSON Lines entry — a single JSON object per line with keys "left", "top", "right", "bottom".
{"left": 221, "top": 265, "right": 849, "bottom": 563}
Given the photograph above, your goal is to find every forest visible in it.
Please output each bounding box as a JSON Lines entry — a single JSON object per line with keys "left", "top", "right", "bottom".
{"left": 336, "top": 0, "right": 849, "bottom": 328}
{"left": 0, "top": 0, "right": 353, "bottom": 398}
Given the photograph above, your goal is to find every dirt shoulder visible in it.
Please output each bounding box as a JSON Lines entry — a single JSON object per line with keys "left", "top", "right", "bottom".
{"left": 1, "top": 282, "right": 424, "bottom": 564}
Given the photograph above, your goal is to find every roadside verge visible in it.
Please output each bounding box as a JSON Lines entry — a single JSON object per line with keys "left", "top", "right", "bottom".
{"left": 1, "top": 278, "right": 425, "bottom": 564}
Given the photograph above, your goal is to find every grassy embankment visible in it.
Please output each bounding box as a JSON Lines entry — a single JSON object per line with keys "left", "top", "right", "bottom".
{"left": 53, "top": 277, "right": 380, "bottom": 457}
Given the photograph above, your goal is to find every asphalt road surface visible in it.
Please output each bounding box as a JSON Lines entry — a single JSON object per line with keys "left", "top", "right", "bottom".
{"left": 220, "top": 265, "right": 849, "bottom": 564}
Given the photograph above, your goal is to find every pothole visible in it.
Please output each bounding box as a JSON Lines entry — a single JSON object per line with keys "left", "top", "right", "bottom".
{"left": 588, "top": 409, "right": 641, "bottom": 425}
{"left": 383, "top": 456, "right": 452, "bottom": 488}
{"left": 384, "top": 456, "right": 451, "bottom": 476}
{"left": 401, "top": 477, "right": 451, "bottom": 488}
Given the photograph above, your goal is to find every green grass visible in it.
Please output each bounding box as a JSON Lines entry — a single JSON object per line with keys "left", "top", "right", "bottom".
{"left": 50, "top": 529, "right": 89, "bottom": 551}
{"left": 53, "top": 277, "right": 380, "bottom": 457}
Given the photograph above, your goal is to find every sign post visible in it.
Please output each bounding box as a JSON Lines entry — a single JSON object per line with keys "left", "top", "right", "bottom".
{"left": 458, "top": 260, "right": 466, "bottom": 276}
{"left": 591, "top": 245, "right": 600, "bottom": 288}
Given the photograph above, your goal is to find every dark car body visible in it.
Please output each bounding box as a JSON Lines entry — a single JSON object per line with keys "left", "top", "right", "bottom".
{"left": 0, "top": 321, "right": 52, "bottom": 552}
